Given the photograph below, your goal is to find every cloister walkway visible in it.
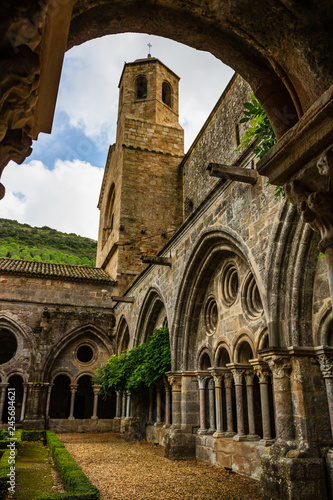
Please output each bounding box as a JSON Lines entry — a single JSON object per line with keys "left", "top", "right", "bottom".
{"left": 59, "top": 432, "right": 263, "bottom": 500}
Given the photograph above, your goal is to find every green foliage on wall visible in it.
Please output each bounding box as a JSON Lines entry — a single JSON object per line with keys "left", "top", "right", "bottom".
{"left": 0, "top": 218, "right": 97, "bottom": 266}
{"left": 94, "top": 328, "right": 171, "bottom": 396}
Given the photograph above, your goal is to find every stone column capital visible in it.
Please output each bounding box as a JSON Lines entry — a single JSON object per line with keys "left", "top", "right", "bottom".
{"left": 245, "top": 370, "right": 255, "bottom": 386}
{"left": 315, "top": 348, "right": 333, "bottom": 378}
{"left": 250, "top": 360, "right": 271, "bottom": 383}
{"left": 69, "top": 384, "right": 79, "bottom": 393}
{"left": 224, "top": 373, "right": 233, "bottom": 388}
{"left": 0, "top": 383, "right": 9, "bottom": 390}
{"left": 227, "top": 364, "right": 247, "bottom": 386}
{"left": 261, "top": 353, "right": 292, "bottom": 379}
{"left": 166, "top": 372, "right": 182, "bottom": 392}
{"left": 196, "top": 374, "right": 209, "bottom": 389}
{"left": 92, "top": 384, "right": 101, "bottom": 395}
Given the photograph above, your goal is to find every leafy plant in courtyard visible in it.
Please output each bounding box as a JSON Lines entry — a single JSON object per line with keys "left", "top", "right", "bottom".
{"left": 94, "top": 327, "right": 171, "bottom": 396}
{"left": 236, "top": 93, "right": 285, "bottom": 199}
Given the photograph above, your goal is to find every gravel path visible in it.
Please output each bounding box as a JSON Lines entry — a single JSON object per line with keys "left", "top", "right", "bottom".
{"left": 59, "top": 432, "right": 263, "bottom": 500}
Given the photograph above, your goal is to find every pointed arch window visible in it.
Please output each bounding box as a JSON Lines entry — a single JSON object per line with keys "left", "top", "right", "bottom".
{"left": 162, "top": 81, "right": 172, "bottom": 107}
{"left": 136, "top": 76, "right": 147, "bottom": 99}
{"left": 102, "top": 183, "right": 115, "bottom": 246}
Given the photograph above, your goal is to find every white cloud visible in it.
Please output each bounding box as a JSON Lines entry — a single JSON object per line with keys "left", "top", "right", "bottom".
{"left": 0, "top": 160, "right": 103, "bottom": 240}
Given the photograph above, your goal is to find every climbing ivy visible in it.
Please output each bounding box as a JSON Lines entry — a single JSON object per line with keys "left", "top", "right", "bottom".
{"left": 236, "top": 93, "right": 286, "bottom": 199}
{"left": 94, "top": 327, "right": 171, "bottom": 396}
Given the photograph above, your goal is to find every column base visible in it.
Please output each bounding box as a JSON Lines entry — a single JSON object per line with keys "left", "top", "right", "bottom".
{"left": 208, "top": 428, "right": 216, "bottom": 434}
{"left": 22, "top": 418, "right": 46, "bottom": 430}
{"left": 259, "top": 438, "right": 275, "bottom": 446}
{"left": 163, "top": 423, "right": 171, "bottom": 429}
{"left": 154, "top": 422, "right": 163, "bottom": 427}
{"left": 212, "top": 431, "right": 225, "bottom": 438}
{"left": 233, "top": 434, "right": 247, "bottom": 442}
{"left": 68, "top": 417, "right": 75, "bottom": 421}
{"left": 197, "top": 428, "right": 208, "bottom": 435}
{"left": 224, "top": 431, "right": 236, "bottom": 438}
{"left": 91, "top": 416, "right": 98, "bottom": 420}
{"left": 247, "top": 434, "right": 260, "bottom": 441}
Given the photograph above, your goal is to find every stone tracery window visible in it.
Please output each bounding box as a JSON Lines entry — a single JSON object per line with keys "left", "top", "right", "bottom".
{"left": 0, "top": 329, "right": 17, "bottom": 364}
{"left": 136, "top": 76, "right": 147, "bottom": 99}
{"left": 221, "top": 262, "right": 239, "bottom": 306}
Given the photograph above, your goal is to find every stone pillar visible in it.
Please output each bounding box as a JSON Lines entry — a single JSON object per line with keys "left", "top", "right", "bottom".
{"left": 91, "top": 384, "right": 101, "bottom": 420}
{"left": 20, "top": 383, "right": 29, "bottom": 422}
{"left": 121, "top": 392, "right": 126, "bottom": 419}
{"left": 115, "top": 391, "right": 121, "bottom": 419}
{"left": 224, "top": 374, "right": 235, "bottom": 437}
{"left": 0, "top": 383, "right": 8, "bottom": 423}
{"left": 155, "top": 385, "right": 162, "bottom": 425}
{"left": 168, "top": 374, "right": 182, "bottom": 429}
{"left": 261, "top": 351, "right": 294, "bottom": 442}
{"left": 68, "top": 384, "right": 78, "bottom": 420}
{"left": 197, "top": 375, "right": 208, "bottom": 435}
{"left": 148, "top": 386, "right": 154, "bottom": 424}
{"left": 207, "top": 378, "right": 216, "bottom": 433}
{"left": 212, "top": 374, "right": 224, "bottom": 438}
{"left": 245, "top": 370, "right": 259, "bottom": 440}
{"left": 45, "top": 383, "right": 53, "bottom": 420}
{"left": 315, "top": 348, "right": 333, "bottom": 439}
{"left": 229, "top": 366, "right": 246, "bottom": 440}
{"left": 125, "top": 391, "right": 131, "bottom": 419}
{"left": 253, "top": 363, "right": 273, "bottom": 445}
{"left": 163, "top": 380, "right": 171, "bottom": 428}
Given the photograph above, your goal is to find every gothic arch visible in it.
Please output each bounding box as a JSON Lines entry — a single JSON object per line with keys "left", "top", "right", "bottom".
{"left": 172, "top": 229, "right": 268, "bottom": 371}
{"left": 116, "top": 316, "right": 130, "bottom": 354}
{"left": 214, "top": 342, "right": 231, "bottom": 368}
{"left": 233, "top": 332, "right": 255, "bottom": 363}
{"left": 315, "top": 305, "right": 333, "bottom": 347}
{"left": 134, "top": 287, "right": 168, "bottom": 346}
{"left": 42, "top": 323, "right": 114, "bottom": 381}
{"left": 68, "top": 2, "right": 333, "bottom": 139}
{"left": 197, "top": 347, "right": 213, "bottom": 370}
{"left": 266, "top": 203, "right": 320, "bottom": 348}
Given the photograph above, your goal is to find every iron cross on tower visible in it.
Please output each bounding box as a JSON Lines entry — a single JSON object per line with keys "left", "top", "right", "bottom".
{"left": 147, "top": 43, "right": 152, "bottom": 57}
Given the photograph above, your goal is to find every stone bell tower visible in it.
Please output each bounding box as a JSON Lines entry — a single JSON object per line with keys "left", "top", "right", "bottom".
{"left": 97, "top": 55, "right": 184, "bottom": 292}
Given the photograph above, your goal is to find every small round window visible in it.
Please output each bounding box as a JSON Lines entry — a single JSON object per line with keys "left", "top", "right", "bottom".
{"left": 0, "top": 330, "right": 17, "bottom": 364}
{"left": 221, "top": 262, "right": 239, "bottom": 306}
{"left": 242, "top": 272, "right": 263, "bottom": 321}
{"left": 204, "top": 296, "right": 218, "bottom": 336}
{"left": 76, "top": 345, "right": 94, "bottom": 363}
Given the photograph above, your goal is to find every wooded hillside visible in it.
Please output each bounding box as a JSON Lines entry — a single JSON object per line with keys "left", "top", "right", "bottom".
{"left": 0, "top": 218, "right": 97, "bottom": 267}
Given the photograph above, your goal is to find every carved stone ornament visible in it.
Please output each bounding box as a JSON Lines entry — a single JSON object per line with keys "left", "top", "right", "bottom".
{"left": 317, "top": 353, "right": 333, "bottom": 378}
{"left": 224, "top": 373, "right": 233, "bottom": 388}
{"left": 231, "top": 369, "right": 245, "bottom": 386}
{"left": 197, "top": 375, "right": 209, "bottom": 389}
{"left": 253, "top": 365, "right": 271, "bottom": 384}
{"left": 264, "top": 355, "right": 292, "bottom": 379}
{"left": 0, "top": 3, "right": 46, "bottom": 177}
{"left": 245, "top": 370, "right": 255, "bottom": 385}
{"left": 213, "top": 374, "right": 223, "bottom": 387}
{"left": 168, "top": 375, "right": 181, "bottom": 391}
{"left": 284, "top": 147, "right": 333, "bottom": 253}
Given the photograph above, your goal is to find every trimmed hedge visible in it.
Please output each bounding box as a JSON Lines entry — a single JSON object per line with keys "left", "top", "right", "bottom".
{"left": 34, "top": 431, "right": 100, "bottom": 500}
{"left": 21, "top": 430, "right": 46, "bottom": 441}
{"left": 0, "top": 447, "right": 17, "bottom": 499}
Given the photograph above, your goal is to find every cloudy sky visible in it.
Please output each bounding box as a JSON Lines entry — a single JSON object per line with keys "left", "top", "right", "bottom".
{"left": 0, "top": 33, "right": 234, "bottom": 240}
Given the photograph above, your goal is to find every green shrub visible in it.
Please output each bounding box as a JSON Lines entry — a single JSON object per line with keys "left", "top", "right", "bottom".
{"left": 42, "top": 431, "right": 99, "bottom": 500}
{"left": 0, "top": 447, "right": 17, "bottom": 499}
{"left": 21, "top": 430, "right": 46, "bottom": 441}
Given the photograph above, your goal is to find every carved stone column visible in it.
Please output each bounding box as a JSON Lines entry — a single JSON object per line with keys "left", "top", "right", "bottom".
{"left": 261, "top": 350, "right": 294, "bottom": 442}
{"left": 45, "top": 383, "right": 54, "bottom": 420}
{"left": 284, "top": 148, "right": 333, "bottom": 309}
{"left": 68, "top": 384, "right": 78, "bottom": 420}
{"left": 125, "top": 391, "right": 131, "bottom": 419}
{"left": 167, "top": 373, "right": 182, "bottom": 429}
{"left": 0, "top": 384, "right": 8, "bottom": 423}
{"left": 252, "top": 362, "right": 274, "bottom": 445}
{"left": 121, "top": 392, "right": 126, "bottom": 419}
{"left": 315, "top": 347, "right": 333, "bottom": 440}
{"left": 245, "top": 370, "right": 259, "bottom": 440}
{"left": 91, "top": 384, "right": 101, "bottom": 420}
{"left": 224, "top": 374, "right": 235, "bottom": 437}
{"left": 163, "top": 380, "right": 171, "bottom": 428}
{"left": 155, "top": 384, "right": 162, "bottom": 425}
{"left": 115, "top": 391, "right": 121, "bottom": 419}
{"left": 207, "top": 378, "right": 216, "bottom": 433}
{"left": 211, "top": 373, "right": 224, "bottom": 437}
{"left": 228, "top": 365, "right": 246, "bottom": 440}
{"left": 197, "top": 375, "right": 208, "bottom": 435}
{"left": 20, "top": 383, "right": 29, "bottom": 422}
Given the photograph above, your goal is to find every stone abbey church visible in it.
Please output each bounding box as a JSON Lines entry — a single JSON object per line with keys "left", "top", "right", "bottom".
{"left": 0, "top": 19, "right": 333, "bottom": 500}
